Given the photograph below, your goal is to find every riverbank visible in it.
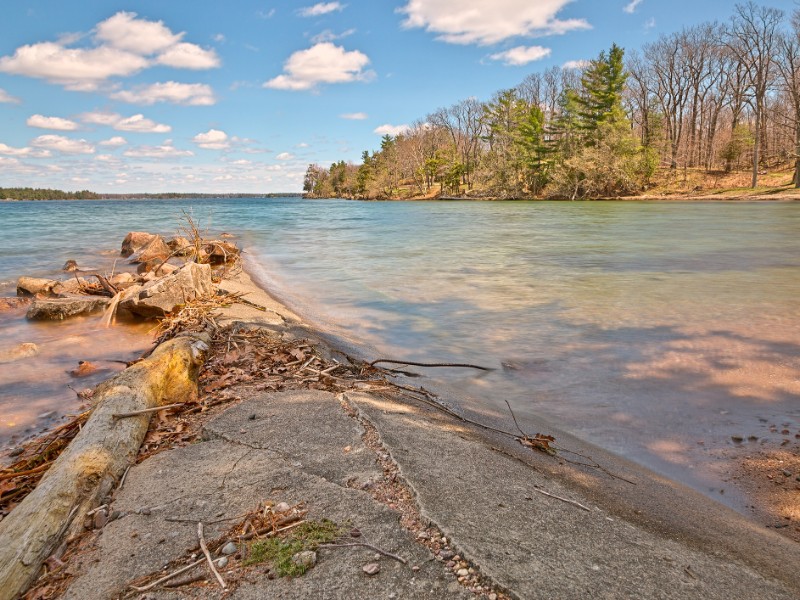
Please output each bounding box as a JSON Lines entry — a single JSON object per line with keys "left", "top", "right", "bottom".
{"left": 3, "top": 261, "right": 797, "bottom": 599}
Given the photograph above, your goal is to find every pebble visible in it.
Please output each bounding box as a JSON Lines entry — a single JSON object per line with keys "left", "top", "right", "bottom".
{"left": 217, "top": 557, "right": 228, "bottom": 568}
{"left": 363, "top": 562, "right": 381, "bottom": 576}
{"left": 8, "top": 447, "right": 23, "bottom": 458}
{"left": 446, "top": 561, "right": 455, "bottom": 568}
{"left": 138, "top": 508, "right": 151, "bottom": 516}
{"left": 292, "top": 550, "right": 317, "bottom": 568}
{"left": 416, "top": 531, "right": 430, "bottom": 540}
{"left": 273, "top": 502, "right": 291, "bottom": 513}
{"left": 221, "top": 542, "right": 238, "bottom": 556}
{"left": 411, "top": 565, "right": 420, "bottom": 572}
{"left": 782, "top": 470, "right": 793, "bottom": 478}
{"left": 457, "top": 568, "right": 469, "bottom": 577}
{"left": 489, "top": 594, "right": 498, "bottom": 600}
{"left": 439, "top": 550, "right": 454, "bottom": 560}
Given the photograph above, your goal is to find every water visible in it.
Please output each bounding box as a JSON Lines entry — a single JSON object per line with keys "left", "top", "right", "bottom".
{"left": 1, "top": 198, "right": 798, "bottom": 505}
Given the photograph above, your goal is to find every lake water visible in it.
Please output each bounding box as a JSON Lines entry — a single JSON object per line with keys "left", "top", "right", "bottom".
{"left": 1, "top": 198, "right": 798, "bottom": 506}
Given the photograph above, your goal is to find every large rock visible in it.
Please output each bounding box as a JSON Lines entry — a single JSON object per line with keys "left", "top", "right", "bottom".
{"left": 17, "top": 277, "right": 58, "bottom": 297}
{"left": 120, "top": 232, "right": 156, "bottom": 257}
{"left": 127, "top": 235, "right": 170, "bottom": 264}
{"left": 27, "top": 295, "right": 111, "bottom": 320}
{"left": 119, "top": 262, "right": 213, "bottom": 318}
{"left": 200, "top": 240, "right": 239, "bottom": 265}
{"left": 0, "top": 297, "right": 31, "bottom": 312}
{"left": 0, "top": 342, "right": 39, "bottom": 364}
{"left": 167, "top": 236, "right": 193, "bottom": 256}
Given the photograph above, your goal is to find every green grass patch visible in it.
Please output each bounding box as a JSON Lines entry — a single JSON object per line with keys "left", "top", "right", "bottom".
{"left": 244, "top": 519, "right": 342, "bottom": 577}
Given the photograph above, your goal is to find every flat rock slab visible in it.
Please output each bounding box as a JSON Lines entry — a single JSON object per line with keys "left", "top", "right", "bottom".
{"left": 26, "top": 295, "right": 110, "bottom": 320}
{"left": 64, "top": 391, "right": 468, "bottom": 599}
{"left": 344, "top": 392, "right": 800, "bottom": 600}
{"left": 215, "top": 271, "right": 298, "bottom": 327}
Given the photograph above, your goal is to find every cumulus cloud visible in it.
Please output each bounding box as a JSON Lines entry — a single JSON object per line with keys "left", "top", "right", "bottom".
{"left": 0, "top": 143, "right": 51, "bottom": 157}
{"left": 123, "top": 140, "right": 193, "bottom": 158}
{"left": 111, "top": 81, "right": 216, "bottom": 105}
{"left": 562, "top": 59, "right": 589, "bottom": 69}
{"left": 299, "top": 2, "right": 345, "bottom": 17}
{"left": 26, "top": 114, "right": 79, "bottom": 130}
{"left": 193, "top": 129, "right": 230, "bottom": 150}
{"left": 99, "top": 136, "right": 127, "bottom": 147}
{"left": 488, "top": 45, "right": 551, "bottom": 65}
{"left": 398, "top": 0, "right": 590, "bottom": 45}
{"left": 80, "top": 111, "right": 171, "bottom": 132}
{"left": 0, "top": 88, "right": 20, "bottom": 103}
{"left": 30, "top": 134, "right": 95, "bottom": 154}
{"left": 374, "top": 124, "right": 409, "bottom": 136}
{"left": 340, "top": 112, "right": 368, "bottom": 120}
{"left": 623, "top": 0, "right": 643, "bottom": 14}
{"left": 265, "top": 42, "right": 372, "bottom": 91}
{"left": 0, "top": 11, "right": 219, "bottom": 93}
{"left": 276, "top": 152, "right": 295, "bottom": 160}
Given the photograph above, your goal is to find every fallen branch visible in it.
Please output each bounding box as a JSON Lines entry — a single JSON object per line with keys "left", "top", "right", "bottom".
{"left": 319, "top": 542, "right": 407, "bottom": 564}
{"left": 370, "top": 358, "right": 494, "bottom": 371}
{"left": 198, "top": 522, "right": 226, "bottom": 589}
{"left": 112, "top": 403, "right": 185, "bottom": 420}
{"left": 531, "top": 487, "right": 591, "bottom": 512}
{"left": 129, "top": 557, "right": 206, "bottom": 592}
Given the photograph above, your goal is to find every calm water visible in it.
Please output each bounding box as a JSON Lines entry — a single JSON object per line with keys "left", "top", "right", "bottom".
{"left": 1, "top": 198, "right": 798, "bottom": 504}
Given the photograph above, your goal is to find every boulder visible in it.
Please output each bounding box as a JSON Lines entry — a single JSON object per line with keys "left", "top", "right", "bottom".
{"left": 27, "top": 295, "right": 111, "bottom": 320}
{"left": 0, "top": 342, "right": 39, "bottom": 364}
{"left": 53, "top": 277, "right": 90, "bottom": 295}
{"left": 119, "top": 262, "right": 213, "bottom": 319}
{"left": 200, "top": 240, "right": 240, "bottom": 265}
{"left": 120, "top": 232, "right": 156, "bottom": 257}
{"left": 136, "top": 260, "right": 178, "bottom": 276}
{"left": 128, "top": 235, "right": 171, "bottom": 264}
{"left": 167, "top": 236, "right": 193, "bottom": 256}
{"left": 17, "top": 277, "right": 58, "bottom": 297}
{"left": 109, "top": 272, "right": 136, "bottom": 287}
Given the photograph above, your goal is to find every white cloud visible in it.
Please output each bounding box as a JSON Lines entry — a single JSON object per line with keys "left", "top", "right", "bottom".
{"left": 299, "top": 2, "right": 345, "bottom": 17}
{"left": 296, "top": 142, "right": 309, "bottom": 148}
{"left": 0, "top": 88, "right": 20, "bottom": 103}
{"left": 123, "top": 140, "right": 193, "bottom": 158}
{"left": 623, "top": 0, "right": 643, "bottom": 14}
{"left": 562, "top": 59, "right": 589, "bottom": 69}
{"left": 340, "top": 112, "right": 368, "bottom": 120}
{"left": 374, "top": 124, "right": 409, "bottom": 136}
{"left": 213, "top": 33, "right": 226, "bottom": 43}
{"left": 257, "top": 9, "right": 276, "bottom": 19}
{"left": 111, "top": 81, "right": 216, "bottom": 105}
{"left": 231, "top": 159, "right": 251, "bottom": 165}
{"left": 276, "top": 152, "right": 295, "bottom": 160}
{"left": 0, "top": 42, "right": 147, "bottom": 88}
{"left": 99, "top": 136, "right": 127, "bottom": 147}
{"left": 399, "top": 0, "right": 591, "bottom": 45}
{"left": 26, "top": 114, "right": 79, "bottom": 130}
{"left": 265, "top": 42, "right": 372, "bottom": 91}
{"left": 193, "top": 129, "right": 230, "bottom": 150}
{"left": 79, "top": 111, "right": 171, "bottom": 133}
{"left": 311, "top": 28, "right": 356, "bottom": 44}
{"left": 0, "top": 143, "right": 51, "bottom": 157}
{"left": 488, "top": 45, "right": 551, "bottom": 66}
{"left": 644, "top": 17, "right": 656, "bottom": 31}
{"left": 156, "top": 43, "right": 220, "bottom": 69}
{"left": 95, "top": 11, "right": 181, "bottom": 55}
{"left": 30, "top": 134, "right": 95, "bottom": 154}
{"left": 213, "top": 174, "right": 234, "bottom": 181}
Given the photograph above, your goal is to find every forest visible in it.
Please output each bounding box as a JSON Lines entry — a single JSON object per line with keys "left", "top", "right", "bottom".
{"left": 304, "top": 2, "right": 800, "bottom": 200}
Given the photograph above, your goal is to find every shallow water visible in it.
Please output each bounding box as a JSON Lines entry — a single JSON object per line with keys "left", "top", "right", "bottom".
{"left": 1, "top": 198, "right": 798, "bottom": 505}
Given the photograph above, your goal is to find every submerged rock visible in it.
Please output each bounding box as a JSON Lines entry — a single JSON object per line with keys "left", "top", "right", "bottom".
{"left": 119, "top": 262, "right": 213, "bottom": 318}
{"left": 27, "top": 295, "right": 111, "bottom": 320}
{"left": 0, "top": 342, "right": 39, "bottom": 364}
{"left": 0, "top": 297, "right": 31, "bottom": 312}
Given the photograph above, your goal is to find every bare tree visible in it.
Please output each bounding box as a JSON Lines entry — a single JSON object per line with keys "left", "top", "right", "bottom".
{"left": 776, "top": 11, "right": 800, "bottom": 186}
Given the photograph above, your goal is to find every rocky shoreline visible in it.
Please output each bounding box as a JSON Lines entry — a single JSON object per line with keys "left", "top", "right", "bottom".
{"left": 0, "top": 234, "right": 799, "bottom": 599}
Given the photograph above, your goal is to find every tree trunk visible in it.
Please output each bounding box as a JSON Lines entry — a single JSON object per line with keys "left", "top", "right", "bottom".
{"left": 752, "top": 106, "right": 761, "bottom": 188}
{"left": 0, "top": 333, "right": 209, "bottom": 600}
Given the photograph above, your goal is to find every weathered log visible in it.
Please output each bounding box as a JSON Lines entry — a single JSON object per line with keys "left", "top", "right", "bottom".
{"left": 0, "top": 332, "right": 210, "bottom": 600}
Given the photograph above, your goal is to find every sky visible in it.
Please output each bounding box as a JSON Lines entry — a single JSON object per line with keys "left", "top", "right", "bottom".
{"left": 0, "top": 0, "right": 796, "bottom": 194}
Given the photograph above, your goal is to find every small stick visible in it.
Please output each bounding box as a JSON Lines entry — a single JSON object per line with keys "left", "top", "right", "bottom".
{"left": 237, "top": 519, "right": 305, "bottom": 542}
{"left": 86, "top": 504, "right": 108, "bottom": 517}
{"left": 112, "top": 403, "right": 185, "bottom": 420}
{"left": 198, "top": 522, "right": 226, "bottom": 589}
{"left": 116, "top": 466, "right": 130, "bottom": 492}
{"left": 319, "top": 542, "right": 407, "bottom": 564}
{"left": 130, "top": 558, "right": 205, "bottom": 592}
{"left": 531, "top": 487, "right": 591, "bottom": 512}
{"left": 370, "top": 359, "right": 494, "bottom": 371}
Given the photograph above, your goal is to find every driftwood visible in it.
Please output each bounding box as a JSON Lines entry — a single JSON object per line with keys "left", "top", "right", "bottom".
{"left": 0, "top": 332, "right": 210, "bottom": 600}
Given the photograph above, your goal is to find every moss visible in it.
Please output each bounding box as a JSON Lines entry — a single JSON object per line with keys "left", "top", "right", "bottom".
{"left": 244, "top": 519, "right": 341, "bottom": 577}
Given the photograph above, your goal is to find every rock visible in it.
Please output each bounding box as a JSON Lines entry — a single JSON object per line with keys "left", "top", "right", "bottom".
{"left": 69, "top": 361, "right": 98, "bottom": 378}
{"left": 439, "top": 550, "right": 454, "bottom": 560}
{"left": 128, "top": 235, "right": 171, "bottom": 264}
{"left": 109, "top": 272, "right": 135, "bottom": 286}
{"left": 119, "top": 262, "right": 213, "bottom": 319}
{"left": 273, "top": 502, "right": 291, "bottom": 513}
{"left": 167, "top": 236, "right": 193, "bottom": 256}
{"left": 137, "top": 260, "right": 178, "bottom": 276}
{"left": 63, "top": 260, "right": 79, "bottom": 272}
{"left": 200, "top": 240, "right": 239, "bottom": 265}
{"left": 217, "top": 556, "right": 228, "bottom": 568}
{"left": 220, "top": 232, "right": 235, "bottom": 239}
{"left": 93, "top": 509, "right": 109, "bottom": 529}
{"left": 0, "top": 342, "right": 39, "bottom": 364}
{"left": 17, "top": 277, "right": 58, "bottom": 297}
{"left": 27, "top": 295, "right": 111, "bottom": 320}
{"left": 53, "top": 277, "right": 90, "bottom": 295}
{"left": 782, "top": 470, "right": 793, "bottom": 478}
{"left": 362, "top": 562, "right": 380, "bottom": 576}
{"left": 731, "top": 435, "right": 744, "bottom": 443}
{"left": 221, "top": 542, "right": 238, "bottom": 556}
{"left": 457, "top": 568, "right": 469, "bottom": 577}
{"left": 121, "top": 232, "right": 156, "bottom": 257}
{"left": 291, "top": 550, "right": 317, "bottom": 569}
{"left": 0, "top": 297, "right": 30, "bottom": 312}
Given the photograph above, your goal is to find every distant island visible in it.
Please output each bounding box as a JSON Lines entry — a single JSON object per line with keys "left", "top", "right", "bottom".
{"left": 0, "top": 188, "right": 303, "bottom": 201}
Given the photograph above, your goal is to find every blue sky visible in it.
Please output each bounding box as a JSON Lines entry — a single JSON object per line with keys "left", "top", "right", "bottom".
{"left": 0, "top": 0, "right": 795, "bottom": 193}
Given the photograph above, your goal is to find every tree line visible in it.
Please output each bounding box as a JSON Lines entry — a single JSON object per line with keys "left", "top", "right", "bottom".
{"left": 0, "top": 188, "right": 101, "bottom": 200}
{"left": 304, "top": 2, "right": 798, "bottom": 200}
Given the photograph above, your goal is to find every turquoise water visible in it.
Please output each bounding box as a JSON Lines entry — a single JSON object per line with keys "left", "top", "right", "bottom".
{"left": 1, "top": 198, "right": 799, "bottom": 501}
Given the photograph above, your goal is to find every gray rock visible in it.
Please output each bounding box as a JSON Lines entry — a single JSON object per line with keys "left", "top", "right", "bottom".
{"left": 0, "top": 342, "right": 39, "bottom": 364}
{"left": 63, "top": 260, "right": 79, "bottom": 272}
{"left": 119, "top": 262, "right": 213, "bottom": 318}
{"left": 291, "top": 550, "right": 317, "bottom": 569}
{"left": 217, "top": 556, "right": 228, "bottom": 568}
{"left": 27, "top": 295, "right": 110, "bottom": 320}
{"left": 17, "top": 277, "right": 58, "bottom": 297}
{"left": 456, "top": 568, "right": 469, "bottom": 577}
{"left": 128, "top": 235, "right": 170, "bottom": 264}
{"left": 221, "top": 541, "right": 238, "bottom": 556}
{"left": 121, "top": 232, "right": 156, "bottom": 257}
{"left": 362, "top": 562, "right": 380, "bottom": 576}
